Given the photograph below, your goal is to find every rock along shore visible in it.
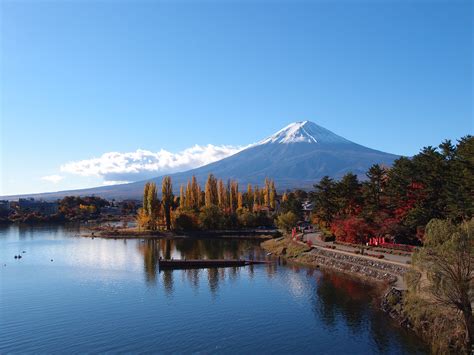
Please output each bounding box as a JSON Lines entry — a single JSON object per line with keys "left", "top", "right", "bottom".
{"left": 261, "top": 237, "right": 408, "bottom": 285}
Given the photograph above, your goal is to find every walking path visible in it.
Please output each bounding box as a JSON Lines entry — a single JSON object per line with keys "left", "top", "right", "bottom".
{"left": 295, "top": 232, "right": 412, "bottom": 289}
{"left": 302, "top": 232, "right": 412, "bottom": 265}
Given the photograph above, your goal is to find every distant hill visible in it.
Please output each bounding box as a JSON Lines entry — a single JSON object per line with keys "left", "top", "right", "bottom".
{"left": 2, "top": 121, "right": 400, "bottom": 200}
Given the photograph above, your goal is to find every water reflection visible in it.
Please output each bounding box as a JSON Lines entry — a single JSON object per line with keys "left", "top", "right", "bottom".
{"left": 136, "top": 238, "right": 266, "bottom": 286}
{"left": 0, "top": 225, "right": 427, "bottom": 353}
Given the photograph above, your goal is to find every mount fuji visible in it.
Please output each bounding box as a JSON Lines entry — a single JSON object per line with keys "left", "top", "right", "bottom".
{"left": 4, "top": 121, "right": 400, "bottom": 200}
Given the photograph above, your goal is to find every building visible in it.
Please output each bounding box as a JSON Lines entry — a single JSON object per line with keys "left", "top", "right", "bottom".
{"left": 301, "top": 200, "right": 314, "bottom": 221}
{"left": 0, "top": 200, "right": 11, "bottom": 211}
{"left": 0, "top": 200, "right": 11, "bottom": 216}
{"left": 18, "top": 198, "right": 59, "bottom": 215}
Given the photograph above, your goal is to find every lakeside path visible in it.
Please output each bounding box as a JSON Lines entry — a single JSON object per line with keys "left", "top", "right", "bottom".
{"left": 304, "top": 232, "right": 412, "bottom": 265}
{"left": 266, "top": 233, "right": 411, "bottom": 290}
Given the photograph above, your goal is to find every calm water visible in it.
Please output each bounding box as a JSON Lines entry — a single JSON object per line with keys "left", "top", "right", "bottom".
{"left": 0, "top": 224, "right": 427, "bottom": 354}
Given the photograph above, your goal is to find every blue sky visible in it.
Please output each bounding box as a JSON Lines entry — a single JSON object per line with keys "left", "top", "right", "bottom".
{"left": 1, "top": 0, "right": 472, "bottom": 195}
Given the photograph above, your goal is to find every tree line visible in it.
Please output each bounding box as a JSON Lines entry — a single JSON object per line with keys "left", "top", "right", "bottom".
{"left": 310, "top": 135, "right": 473, "bottom": 244}
{"left": 136, "top": 175, "right": 278, "bottom": 231}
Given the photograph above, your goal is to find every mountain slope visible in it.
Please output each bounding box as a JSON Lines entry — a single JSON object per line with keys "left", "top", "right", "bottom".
{"left": 3, "top": 121, "right": 400, "bottom": 200}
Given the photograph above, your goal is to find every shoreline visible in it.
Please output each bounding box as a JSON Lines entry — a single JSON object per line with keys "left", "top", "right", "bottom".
{"left": 80, "top": 227, "right": 278, "bottom": 240}
{"left": 260, "top": 237, "right": 408, "bottom": 288}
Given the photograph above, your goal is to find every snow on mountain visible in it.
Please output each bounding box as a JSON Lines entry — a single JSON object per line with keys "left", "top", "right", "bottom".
{"left": 258, "top": 121, "right": 351, "bottom": 145}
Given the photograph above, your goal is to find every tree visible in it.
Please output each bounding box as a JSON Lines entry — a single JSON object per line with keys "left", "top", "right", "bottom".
{"left": 147, "top": 182, "right": 160, "bottom": 230}
{"left": 330, "top": 216, "right": 372, "bottom": 244}
{"left": 218, "top": 179, "right": 227, "bottom": 211}
{"left": 199, "top": 205, "right": 224, "bottom": 230}
{"left": 409, "top": 219, "right": 474, "bottom": 352}
{"left": 136, "top": 207, "right": 150, "bottom": 230}
{"left": 279, "top": 192, "right": 302, "bottom": 218}
{"left": 312, "top": 176, "right": 338, "bottom": 227}
{"left": 253, "top": 186, "right": 261, "bottom": 209}
{"left": 276, "top": 211, "right": 298, "bottom": 232}
{"left": 246, "top": 184, "right": 254, "bottom": 211}
{"left": 191, "top": 176, "right": 200, "bottom": 209}
{"left": 205, "top": 174, "right": 219, "bottom": 207}
{"left": 173, "top": 211, "right": 198, "bottom": 231}
{"left": 364, "top": 164, "right": 387, "bottom": 212}
{"left": 264, "top": 178, "right": 271, "bottom": 207}
{"left": 229, "top": 180, "right": 238, "bottom": 212}
{"left": 335, "top": 173, "right": 361, "bottom": 215}
{"left": 185, "top": 180, "right": 193, "bottom": 209}
{"left": 137, "top": 182, "right": 159, "bottom": 230}
{"left": 237, "top": 208, "right": 256, "bottom": 228}
{"left": 143, "top": 182, "right": 151, "bottom": 216}
{"left": 269, "top": 180, "right": 276, "bottom": 209}
{"left": 445, "top": 136, "right": 474, "bottom": 221}
{"left": 179, "top": 185, "right": 185, "bottom": 210}
{"left": 161, "top": 176, "right": 173, "bottom": 230}
{"left": 237, "top": 192, "right": 243, "bottom": 210}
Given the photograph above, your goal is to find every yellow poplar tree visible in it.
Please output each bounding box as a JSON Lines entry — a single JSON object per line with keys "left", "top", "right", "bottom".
{"left": 254, "top": 185, "right": 260, "bottom": 210}
{"left": 179, "top": 184, "right": 185, "bottom": 209}
{"left": 161, "top": 176, "right": 173, "bottom": 230}
{"left": 185, "top": 180, "right": 193, "bottom": 209}
{"left": 270, "top": 180, "right": 276, "bottom": 209}
{"left": 143, "top": 182, "right": 151, "bottom": 215}
{"left": 237, "top": 192, "right": 243, "bottom": 210}
{"left": 191, "top": 176, "right": 200, "bottom": 209}
{"left": 147, "top": 182, "right": 160, "bottom": 230}
{"left": 205, "top": 174, "right": 219, "bottom": 207}
{"left": 217, "top": 179, "right": 227, "bottom": 211}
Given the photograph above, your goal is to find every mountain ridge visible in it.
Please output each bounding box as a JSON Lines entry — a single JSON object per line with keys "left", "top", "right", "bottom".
{"left": 1, "top": 121, "right": 401, "bottom": 200}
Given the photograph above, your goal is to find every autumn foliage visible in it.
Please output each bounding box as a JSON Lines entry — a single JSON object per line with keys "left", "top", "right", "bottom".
{"left": 312, "top": 136, "right": 473, "bottom": 245}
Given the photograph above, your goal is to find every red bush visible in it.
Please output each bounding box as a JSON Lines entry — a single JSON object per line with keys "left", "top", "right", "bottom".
{"left": 330, "top": 216, "right": 372, "bottom": 244}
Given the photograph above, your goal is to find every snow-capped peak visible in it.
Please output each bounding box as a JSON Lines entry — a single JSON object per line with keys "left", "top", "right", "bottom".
{"left": 258, "top": 121, "right": 350, "bottom": 145}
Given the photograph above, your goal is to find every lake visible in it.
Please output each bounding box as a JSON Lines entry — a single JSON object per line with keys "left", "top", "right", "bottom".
{"left": 0, "top": 224, "right": 427, "bottom": 354}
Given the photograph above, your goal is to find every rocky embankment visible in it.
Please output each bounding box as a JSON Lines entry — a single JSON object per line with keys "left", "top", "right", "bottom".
{"left": 261, "top": 237, "right": 408, "bottom": 284}
{"left": 381, "top": 288, "right": 411, "bottom": 327}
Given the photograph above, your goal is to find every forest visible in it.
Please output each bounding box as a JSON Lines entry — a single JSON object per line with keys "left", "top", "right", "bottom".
{"left": 310, "top": 135, "right": 473, "bottom": 244}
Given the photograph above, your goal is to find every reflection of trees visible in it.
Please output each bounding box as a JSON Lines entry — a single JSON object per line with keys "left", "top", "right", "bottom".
{"left": 160, "top": 239, "right": 173, "bottom": 260}
{"left": 312, "top": 272, "right": 369, "bottom": 332}
{"left": 171, "top": 238, "right": 261, "bottom": 261}
{"left": 136, "top": 238, "right": 266, "bottom": 293}
{"left": 16, "top": 223, "right": 81, "bottom": 240}
{"left": 208, "top": 268, "right": 219, "bottom": 295}
{"left": 162, "top": 270, "right": 174, "bottom": 296}
{"left": 137, "top": 240, "right": 159, "bottom": 285}
{"left": 184, "top": 269, "right": 200, "bottom": 291}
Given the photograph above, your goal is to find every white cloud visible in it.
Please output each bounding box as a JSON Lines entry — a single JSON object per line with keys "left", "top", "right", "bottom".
{"left": 41, "top": 174, "right": 65, "bottom": 184}
{"left": 60, "top": 144, "right": 244, "bottom": 183}
{"left": 102, "top": 180, "right": 131, "bottom": 186}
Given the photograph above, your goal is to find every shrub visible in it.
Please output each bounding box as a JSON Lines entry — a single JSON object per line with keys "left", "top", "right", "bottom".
{"left": 173, "top": 211, "right": 199, "bottom": 231}
{"left": 276, "top": 211, "right": 298, "bottom": 232}
{"left": 198, "top": 206, "right": 224, "bottom": 230}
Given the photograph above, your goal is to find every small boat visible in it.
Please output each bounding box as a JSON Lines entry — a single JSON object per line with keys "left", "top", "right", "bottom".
{"left": 158, "top": 258, "right": 268, "bottom": 270}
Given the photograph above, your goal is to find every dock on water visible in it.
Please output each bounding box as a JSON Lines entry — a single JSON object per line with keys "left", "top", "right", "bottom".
{"left": 158, "top": 259, "right": 269, "bottom": 270}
